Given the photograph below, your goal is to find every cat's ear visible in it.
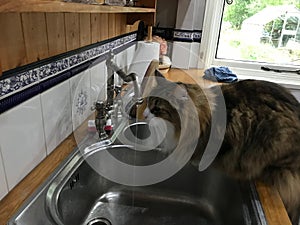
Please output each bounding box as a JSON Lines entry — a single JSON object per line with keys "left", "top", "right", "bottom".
{"left": 154, "top": 69, "right": 166, "bottom": 79}
{"left": 140, "top": 60, "right": 168, "bottom": 97}
{"left": 173, "top": 83, "right": 189, "bottom": 101}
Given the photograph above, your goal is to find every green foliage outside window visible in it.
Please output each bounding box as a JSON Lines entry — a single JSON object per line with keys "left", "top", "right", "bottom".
{"left": 224, "top": 0, "right": 299, "bottom": 30}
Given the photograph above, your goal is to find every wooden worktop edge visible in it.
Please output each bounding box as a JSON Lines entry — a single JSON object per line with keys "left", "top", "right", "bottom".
{"left": 255, "top": 181, "right": 292, "bottom": 225}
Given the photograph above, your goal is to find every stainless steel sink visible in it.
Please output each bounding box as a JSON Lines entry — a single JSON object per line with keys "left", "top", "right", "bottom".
{"left": 44, "top": 143, "right": 266, "bottom": 225}
{"left": 8, "top": 136, "right": 267, "bottom": 225}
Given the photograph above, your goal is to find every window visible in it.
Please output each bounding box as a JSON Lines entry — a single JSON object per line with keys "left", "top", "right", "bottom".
{"left": 200, "top": 0, "right": 300, "bottom": 87}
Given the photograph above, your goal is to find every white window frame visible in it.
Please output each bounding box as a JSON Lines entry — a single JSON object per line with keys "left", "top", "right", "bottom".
{"left": 199, "top": 0, "right": 300, "bottom": 89}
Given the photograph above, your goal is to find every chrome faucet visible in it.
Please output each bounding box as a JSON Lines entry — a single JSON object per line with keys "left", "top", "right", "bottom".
{"left": 95, "top": 51, "right": 143, "bottom": 140}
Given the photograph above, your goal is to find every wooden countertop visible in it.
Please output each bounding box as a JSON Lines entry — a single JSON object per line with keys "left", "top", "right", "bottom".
{"left": 0, "top": 68, "right": 292, "bottom": 225}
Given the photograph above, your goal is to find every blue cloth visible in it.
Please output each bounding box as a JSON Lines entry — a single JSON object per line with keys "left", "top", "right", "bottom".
{"left": 203, "top": 66, "right": 238, "bottom": 83}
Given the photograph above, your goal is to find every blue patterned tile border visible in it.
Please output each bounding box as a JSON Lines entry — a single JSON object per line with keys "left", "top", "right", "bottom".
{"left": 173, "top": 29, "right": 202, "bottom": 43}
{"left": 173, "top": 30, "right": 194, "bottom": 42}
{"left": 152, "top": 27, "right": 202, "bottom": 43}
{"left": 0, "top": 70, "right": 39, "bottom": 98}
{"left": 38, "top": 58, "right": 70, "bottom": 80}
{"left": 192, "top": 31, "right": 202, "bottom": 42}
{"left": 0, "top": 32, "right": 137, "bottom": 101}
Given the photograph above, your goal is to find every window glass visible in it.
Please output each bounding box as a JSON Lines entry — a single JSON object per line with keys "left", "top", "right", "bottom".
{"left": 217, "top": 0, "right": 300, "bottom": 66}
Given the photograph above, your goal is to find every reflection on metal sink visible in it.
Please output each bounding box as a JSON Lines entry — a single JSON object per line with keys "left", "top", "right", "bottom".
{"left": 45, "top": 144, "right": 266, "bottom": 225}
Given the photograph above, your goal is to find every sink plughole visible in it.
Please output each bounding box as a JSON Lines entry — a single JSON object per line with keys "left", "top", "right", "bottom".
{"left": 44, "top": 144, "right": 264, "bottom": 225}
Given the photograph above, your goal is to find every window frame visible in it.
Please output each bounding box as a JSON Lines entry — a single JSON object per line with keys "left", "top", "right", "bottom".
{"left": 199, "top": 0, "right": 300, "bottom": 89}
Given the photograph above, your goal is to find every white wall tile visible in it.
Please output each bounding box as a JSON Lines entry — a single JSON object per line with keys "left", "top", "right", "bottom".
{"left": 115, "top": 50, "right": 127, "bottom": 72}
{"left": 70, "top": 69, "right": 93, "bottom": 131}
{"left": 174, "top": 0, "right": 205, "bottom": 69}
{"left": 41, "top": 80, "right": 72, "bottom": 155}
{"left": 290, "top": 89, "right": 300, "bottom": 102}
{"left": 0, "top": 148, "right": 8, "bottom": 200}
{"left": 171, "top": 41, "right": 191, "bottom": 69}
{"left": 175, "top": 0, "right": 205, "bottom": 30}
{"left": 128, "top": 42, "right": 160, "bottom": 83}
{"left": 175, "top": 0, "right": 195, "bottom": 30}
{"left": 126, "top": 44, "right": 136, "bottom": 72}
{"left": 189, "top": 42, "right": 201, "bottom": 68}
{"left": 193, "top": 0, "right": 206, "bottom": 30}
{"left": 115, "top": 50, "right": 128, "bottom": 86}
{"left": 90, "top": 61, "right": 107, "bottom": 105}
{"left": 0, "top": 96, "right": 46, "bottom": 190}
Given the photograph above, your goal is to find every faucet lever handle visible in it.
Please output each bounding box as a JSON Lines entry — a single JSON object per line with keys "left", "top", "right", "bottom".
{"left": 114, "top": 85, "right": 122, "bottom": 96}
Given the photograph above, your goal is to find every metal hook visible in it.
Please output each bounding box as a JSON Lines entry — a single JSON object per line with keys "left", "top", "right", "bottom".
{"left": 226, "top": 0, "right": 233, "bottom": 4}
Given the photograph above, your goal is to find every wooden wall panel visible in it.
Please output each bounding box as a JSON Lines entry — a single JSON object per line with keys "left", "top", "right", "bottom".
{"left": 100, "top": 13, "right": 109, "bottom": 41}
{"left": 108, "top": 14, "right": 116, "bottom": 39}
{"left": 21, "top": 12, "right": 49, "bottom": 63}
{"left": 0, "top": 59, "right": 2, "bottom": 76}
{"left": 0, "top": 11, "right": 148, "bottom": 75}
{"left": 120, "top": 14, "right": 127, "bottom": 34}
{"left": 64, "top": 13, "right": 80, "bottom": 51}
{"left": 91, "top": 13, "right": 101, "bottom": 43}
{"left": 46, "top": 13, "right": 66, "bottom": 57}
{"left": 115, "top": 13, "right": 122, "bottom": 37}
{"left": 0, "top": 13, "right": 26, "bottom": 71}
{"left": 79, "top": 13, "right": 91, "bottom": 47}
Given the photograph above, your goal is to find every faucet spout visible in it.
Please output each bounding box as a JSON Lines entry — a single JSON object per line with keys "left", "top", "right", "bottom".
{"left": 105, "top": 51, "right": 143, "bottom": 104}
{"left": 94, "top": 51, "right": 144, "bottom": 140}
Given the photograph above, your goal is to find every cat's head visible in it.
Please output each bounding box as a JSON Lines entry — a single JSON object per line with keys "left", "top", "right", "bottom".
{"left": 136, "top": 68, "right": 214, "bottom": 137}
{"left": 136, "top": 70, "right": 193, "bottom": 136}
{"left": 130, "top": 66, "right": 216, "bottom": 166}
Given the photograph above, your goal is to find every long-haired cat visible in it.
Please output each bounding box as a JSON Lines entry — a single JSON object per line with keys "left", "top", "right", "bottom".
{"left": 138, "top": 69, "right": 300, "bottom": 225}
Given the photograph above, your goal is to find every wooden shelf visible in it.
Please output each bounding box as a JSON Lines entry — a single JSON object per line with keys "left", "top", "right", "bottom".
{"left": 0, "top": 0, "right": 157, "bottom": 72}
{"left": 0, "top": 0, "right": 156, "bottom": 13}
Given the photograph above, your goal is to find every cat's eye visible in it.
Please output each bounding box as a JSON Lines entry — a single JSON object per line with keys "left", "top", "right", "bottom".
{"left": 150, "top": 106, "right": 161, "bottom": 114}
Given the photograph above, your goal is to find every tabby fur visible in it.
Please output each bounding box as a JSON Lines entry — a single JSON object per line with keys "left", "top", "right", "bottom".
{"left": 142, "top": 71, "right": 300, "bottom": 224}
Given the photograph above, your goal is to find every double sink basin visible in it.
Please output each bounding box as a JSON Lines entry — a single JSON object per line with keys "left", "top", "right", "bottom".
{"left": 8, "top": 124, "right": 267, "bottom": 225}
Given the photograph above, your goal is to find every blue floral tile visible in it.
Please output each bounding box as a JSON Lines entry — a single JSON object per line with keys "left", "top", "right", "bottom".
{"left": 38, "top": 59, "right": 69, "bottom": 80}
{"left": 193, "top": 31, "right": 202, "bottom": 42}
{"left": 172, "top": 30, "right": 203, "bottom": 43}
{"left": 105, "top": 43, "right": 112, "bottom": 52}
{"left": 69, "top": 55, "right": 79, "bottom": 67}
{"left": 173, "top": 31, "right": 193, "bottom": 42}
{"left": 0, "top": 70, "right": 39, "bottom": 98}
{"left": 79, "top": 51, "right": 91, "bottom": 64}
{"left": 75, "top": 89, "right": 88, "bottom": 115}
{"left": 84, "top": 49, "right": 92, "bottom": 60}
{"left": 115, "top": 39, "right": 122, "bottom": 47}
{"left": 97, "top": 44, "right": 104, "bottom": 53}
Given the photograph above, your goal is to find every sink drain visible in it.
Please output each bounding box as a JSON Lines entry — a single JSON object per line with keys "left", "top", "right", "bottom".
{"left": 87, "top": 218, "right": 112, "bottom": 225}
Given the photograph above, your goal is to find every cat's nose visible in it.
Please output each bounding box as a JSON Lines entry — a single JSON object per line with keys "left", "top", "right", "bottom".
{"left": 143, "top": 107, "right": 150, "bottom": 119}
{"left": 143, "top": 107, "right": 155, "bottom": 120}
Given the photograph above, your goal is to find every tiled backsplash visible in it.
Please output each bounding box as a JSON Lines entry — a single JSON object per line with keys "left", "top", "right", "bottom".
{"left": 41, "top": 79, "right": 73, "bottom": 155}
{"left": 0, "top": 33, "right": 137, "bottom": 200}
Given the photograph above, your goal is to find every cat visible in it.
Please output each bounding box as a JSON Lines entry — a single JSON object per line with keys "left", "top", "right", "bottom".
{"left": 137, "top": 69, "right": 300, "bottom": 225}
